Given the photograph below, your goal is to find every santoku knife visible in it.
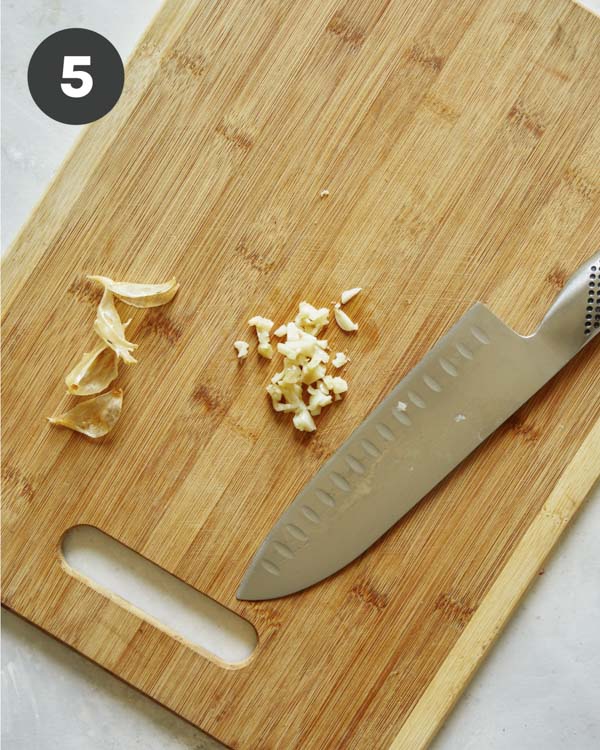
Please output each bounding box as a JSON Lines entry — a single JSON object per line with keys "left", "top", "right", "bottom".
{"left": 237, "top": 254, "right": 600, "bottom": 600}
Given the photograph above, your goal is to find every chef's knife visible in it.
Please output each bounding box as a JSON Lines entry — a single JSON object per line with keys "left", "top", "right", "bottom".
{"left": 237, "top": 254, "right": 600, "bottom": 600}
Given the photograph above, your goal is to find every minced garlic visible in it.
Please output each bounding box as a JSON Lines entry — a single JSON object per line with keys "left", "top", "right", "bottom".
{"left": 295, "top": 302, "right": 330, "bottom": 336}
{"left": 243, "top": 290, "right": 362, "bottom": 432}
{"left": 234, "top": 340, "right": 249, "bottom": 359}
{"left": 332, "top": 352, "right": 348, "bottom": 368}
{"left": 248, "top": 316, "right": 274, "bottom": 359}
{"left": 323, "top": 374, "right": 349, "bottom": 400}
{"left": 293, "top": 408, "right": 317, "bottom": 432}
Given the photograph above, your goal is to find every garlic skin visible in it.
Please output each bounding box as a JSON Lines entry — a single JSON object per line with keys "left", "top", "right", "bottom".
{"left": 94, "top": 289, "right": 138, "bottom": 364}
{"left": 248, "top": 316, "right": 274, "bottom": 359}
{"left": 332, "top": 352, "right": 348, "bottom": 368}
{"left": 334, "top": 304, "right": 358, "bottom": 332}
{"left": 340, "top": 287, "right": 362, "bottom": 304}
{"left": 87, "top": 276, "right": 179, "bottom": 308}
{"left": 65, "top": 343, "right": 119, "bottom": 395}
{"left": 48, "top": 389, "right": 123, "bottom": 438}
{"left": 234, "top": 340, "right": 249, "bottom": 359}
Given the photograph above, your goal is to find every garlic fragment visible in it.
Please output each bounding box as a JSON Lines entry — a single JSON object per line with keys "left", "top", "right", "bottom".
{"left": 308, "top": 384, "right": 333, "bottom": 416}
{"left": 65, "top": 343, "right": 119, "bottom": 395}
{"left": 301, "top": 357, "right": 326, "bottom": 385}
{"left": 323, "top": 375, "right": 348, "bottom": 400}
{"left": 248, "top": 316, "right": 274, "bottom": 359}
{"left": 295, "top": 302, "right": 330, "bottom": 336}
{"left": 279, "top": 382, "right": 305, "bottom": 411}
{"left": 87, "top": 276, "right": 179, "bottom": 308}
{"left": 277, "top": 333, "right": 319, "bottom": 362}
{"left": 334, "top": 304, "right": 358, "bottom": 332}
{"left": 94, "top": 289, "right": 138, "bottom": 364}
{"left": 256, "top": 297, "right": 355, "bottom": 432}
{"left": 48, "top": 389, "right": 123, "bottom": 438}
{"left": 266, "top": 383, "right": 291, "bottom": 412}
{"left": 340, "top": 287, "right": 362, "bottom": 304}
{"left": 332, "top": 352, "right": 348, "bottom": 368}
{"left": 293, "top": 408, "right": 316, "bottom": 432}
{"left": 234, "top": 340, "right": 249, "bottom": 359}
{"left": 286, "top": 322, "right": 301, "bottom": 341}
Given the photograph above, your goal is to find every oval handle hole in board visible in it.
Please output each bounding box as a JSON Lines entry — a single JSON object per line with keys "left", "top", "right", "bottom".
{"left": 61, "top": 526, "right": 257, "bottom": 667}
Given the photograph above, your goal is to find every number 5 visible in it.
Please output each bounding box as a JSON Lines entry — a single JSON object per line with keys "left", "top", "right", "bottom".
{"left": 61, "top": 56, "right": 93, "bottom": 98}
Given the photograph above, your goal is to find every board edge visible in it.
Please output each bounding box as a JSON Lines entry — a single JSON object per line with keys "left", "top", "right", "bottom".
{"left": 390, "top": 417, "right": 600, "bottom": 750}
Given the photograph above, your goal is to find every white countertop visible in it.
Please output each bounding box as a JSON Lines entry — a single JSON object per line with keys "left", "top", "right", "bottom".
{"left": 2, "top": 2, "right": 599, "bottom": 748}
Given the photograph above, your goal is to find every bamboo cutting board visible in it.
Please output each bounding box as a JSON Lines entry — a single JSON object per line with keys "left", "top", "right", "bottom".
{"left": 2, "top": 0, "right": 600, "bottom": 747}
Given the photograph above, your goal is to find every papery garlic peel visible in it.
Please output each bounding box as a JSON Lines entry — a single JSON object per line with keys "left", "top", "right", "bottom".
{"left": 48, "top": 389, "right": 123, "bottom": 438}
{"left": 88, "top": 276, "right": 179, "bottom": 308}
{"left": 65, "top": 343, "right": 119, "bottom": 395}
{"left": 94, "top": 289, "right": 138, "bottom": 364}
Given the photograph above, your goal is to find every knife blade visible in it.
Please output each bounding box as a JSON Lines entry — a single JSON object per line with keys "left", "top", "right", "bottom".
{"left": 237, "top": 254, "right": 600, "bottom": 600}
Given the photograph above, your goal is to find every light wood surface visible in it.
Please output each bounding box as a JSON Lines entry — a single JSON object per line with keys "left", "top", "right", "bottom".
{"left": 2, "top": 1, "right": 599, "bottom": 748}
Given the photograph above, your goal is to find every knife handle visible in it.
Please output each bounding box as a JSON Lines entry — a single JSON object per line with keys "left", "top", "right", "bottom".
{"left": 534, "top": 253, "right": 600, "bottom": 356}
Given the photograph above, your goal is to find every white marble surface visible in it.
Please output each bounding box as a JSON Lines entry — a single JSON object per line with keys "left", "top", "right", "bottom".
{"left": 2, "top": 2, "right": 599, "bottom": 749}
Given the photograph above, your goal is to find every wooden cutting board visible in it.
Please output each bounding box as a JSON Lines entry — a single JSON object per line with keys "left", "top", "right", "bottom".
{"left": 2, "top": 0, "right": 599, "bottom": 747}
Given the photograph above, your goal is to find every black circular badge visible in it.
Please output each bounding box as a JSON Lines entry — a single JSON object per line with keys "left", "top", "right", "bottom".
{"left": 28, "top": 28, "right": 124, "bottom": 125}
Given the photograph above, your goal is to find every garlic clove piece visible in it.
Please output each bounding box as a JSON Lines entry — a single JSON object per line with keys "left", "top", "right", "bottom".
{"left": 334, "top": 305, "right": 358, "bottom": 332}
{"left": 323, "top": 375, "right": 348, "bottom": 395}
{"left": 234, "top": 340, "right": 249, "bottom": 359}
{"left": 293, "top": 408, "right": 317, "bottom": 432}
{"left": 308, "top": 386, "right": 333, "bottom": 416}
{"left": 332, "top": 352, "right": 348, "bottom": 368}
{"left": 257, "top": 342, "right": 274, "bottom": 359}
{"left": 340, "top": 287, "right": 362, "bottom": 304}
{"left": 248, "top": 316, "right": 274, "bottom": 359}
{"left": 295, "top": 301, "right": 330, "bottom": 335}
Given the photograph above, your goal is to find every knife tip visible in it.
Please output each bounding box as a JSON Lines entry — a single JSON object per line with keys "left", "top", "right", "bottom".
{"left": 236, "top": 572, "right": 262, "bottom": 601}
{"left": 235, "top": 583, "right": 252, "bottom": 601}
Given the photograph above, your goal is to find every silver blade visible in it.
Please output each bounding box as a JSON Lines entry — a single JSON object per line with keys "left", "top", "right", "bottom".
{"left": 237, "top": 303, "right": 573, "bottom": 600}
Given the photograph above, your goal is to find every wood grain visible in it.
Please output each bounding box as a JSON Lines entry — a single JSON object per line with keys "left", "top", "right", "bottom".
{"left": 2, "top": 0, "right": 599, "bottom": 748}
